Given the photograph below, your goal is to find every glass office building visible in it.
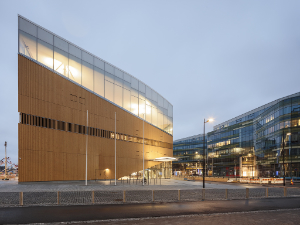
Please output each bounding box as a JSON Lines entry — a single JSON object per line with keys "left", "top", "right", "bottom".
{"left": 173, "top": 92, "right": 300, "bottom": 178}
{"left": 18, "top": 15, "right": 173, "bottom": 135}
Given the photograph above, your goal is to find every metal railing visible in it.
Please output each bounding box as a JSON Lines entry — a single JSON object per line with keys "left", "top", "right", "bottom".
{"left": 0, "top": 187, "right": 300, "bottom": 207}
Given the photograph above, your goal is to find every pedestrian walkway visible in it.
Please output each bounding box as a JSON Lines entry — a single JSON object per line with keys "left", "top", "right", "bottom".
{"left": 0, "top": 179, "right": 263, "bottom": 192}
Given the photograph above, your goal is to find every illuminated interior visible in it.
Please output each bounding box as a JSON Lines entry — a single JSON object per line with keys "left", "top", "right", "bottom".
{"left": 18, "top": 16, "right": 173, "bottom": 135}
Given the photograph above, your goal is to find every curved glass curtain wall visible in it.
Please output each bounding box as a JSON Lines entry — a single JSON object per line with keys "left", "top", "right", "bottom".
{"left": 18, "top": 16, "right": 173, "bottom": 135}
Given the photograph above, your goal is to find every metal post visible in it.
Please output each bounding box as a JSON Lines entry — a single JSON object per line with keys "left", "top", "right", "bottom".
{"left": 115, "top": 112, "right": 116, "bottom": 186}
{"left": 246, "top": 188, "right": 249, "bottom": 199}
{"left": 20, "top": 192, "right": 23, "bottom": 206}
{"left": 282, "top": 129, "right": 285, "bottom": 186}
{"left": 92, "top": 191, "right": 94, "bottom": 204}
{"left": 178, "top": 190, "right": 181, "bottom": 201}
{"left": 123, "top": 190, "right": 126, "bottom": 202}
{"left": 85, "top": 111, "right": 88, "bottom": 186}
{"left": 212, "top": 157, "right": 214, "bottom": 177}
{"left": 4, "top": 142, "right": 7, "bottom": 180}
{"left": 57, "top": 191, "right": 59, "bottom": 205}
{"left": 143, "top": 114, "right": 145, "bottom": 186}
{"left": 235, "top": 163, "right": 237, "bottom": 181}
{"left": 152, "top": 190, "right": 155, "bottom": 202}
{"left": 203, "top": 119, "right": 206, "bottom": 189}
{"left": 266, "top": 188, "right": 268, "bottom": 198}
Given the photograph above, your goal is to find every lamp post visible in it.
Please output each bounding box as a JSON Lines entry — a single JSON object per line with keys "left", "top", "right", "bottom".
{"left": 203, "top": 118, "right": 213, "bottom": 188}
{"left": 4, "top": 142, "right": 7, "bottom": 180}
{"left": 282, "top": 125, "right": 291, "bottom": 187}
{"left": 143, "top": 113, "right": 145, "bottom": 186}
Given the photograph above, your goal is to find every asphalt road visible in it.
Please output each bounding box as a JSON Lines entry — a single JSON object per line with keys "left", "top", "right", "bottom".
{"left": 1, "top": 197, "right": 300, "bottom": 224}
{"left": 60, "top": 209, "right": 300, "bottom": 225}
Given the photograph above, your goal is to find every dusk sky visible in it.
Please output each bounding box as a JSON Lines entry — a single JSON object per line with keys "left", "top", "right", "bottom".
{"left": 1, "top": 1, "right": 300, "bottom": 164}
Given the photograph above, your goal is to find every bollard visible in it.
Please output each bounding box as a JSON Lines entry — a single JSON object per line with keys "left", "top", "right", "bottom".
{"left": 110, "top": 179, "right": 111, "bottom": 185}
{"left": 121, "top": 178, "right": 122, "bottom": 184}
{"left": 92, "top": 191, "right": 95, "bottom": 204}
{"left": 127, "top": 178, "right": 128, "bottom": 183}
{"left": 152, "top": 190, "right": 155, "bottom": 202}
{"left": 284, "top": 187, "right": 287, "bottom": 197}
{"left": 20, "top": 192, "right": 23, "bottom": 206}
{"left": 123, "top": 190, "right": 126, "bottom": 202}
{"left": 160, "top": 177, "right": 161, "bottom": 185}
{"left": 246, "top": 188, "right": 249, "bottom": 199}
{"left": 202, "top": 189, "right": 205, "bottom": 201}
{"left": 57, "top": 191, "right": 60, "bottom": 205}
{"left": 266, "top": 188, "right": 268, "bottom": 198}
{"left": 129, "top": 178, "right": 130, "bottom": 185}
{"left": 178, "top": 190, "right": 181, "bottom": 201}
{"left": 225, "top": 189, "right": 228, "bottom": 200}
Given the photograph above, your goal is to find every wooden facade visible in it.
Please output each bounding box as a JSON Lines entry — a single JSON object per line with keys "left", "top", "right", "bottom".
{"left": 18, "top": 55, "right": 173, "bottom": 182}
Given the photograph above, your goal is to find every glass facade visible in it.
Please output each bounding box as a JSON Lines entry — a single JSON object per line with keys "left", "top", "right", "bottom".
{"left": 18, "top": 16, "right": 173, "bottom": 135}
{"left": 173, "top": 93, "right": 300, "bottom": 178}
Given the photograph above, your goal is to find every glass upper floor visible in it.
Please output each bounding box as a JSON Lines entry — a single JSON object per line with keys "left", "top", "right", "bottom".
{"left": 213, "top": 92, "right": 300, "bottom": 131}
{"left": 174, "top": 92, "right": 300, "bottom": 157}
{"left": 18, "top": 15, "right": 173, "bottom": 135}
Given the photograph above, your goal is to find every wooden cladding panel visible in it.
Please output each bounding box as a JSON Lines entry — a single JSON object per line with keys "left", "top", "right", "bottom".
{"left": 18, "top": 55, "right": 173, "bottom": 182}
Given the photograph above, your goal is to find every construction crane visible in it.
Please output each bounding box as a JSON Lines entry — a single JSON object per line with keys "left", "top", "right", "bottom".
{"left": 21, "top": 38, "right": 32, "bottom": 58}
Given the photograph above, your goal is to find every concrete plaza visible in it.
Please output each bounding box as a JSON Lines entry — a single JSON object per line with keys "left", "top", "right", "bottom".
{"left": 0, "top": 178, "right": 265, "bottom": 192}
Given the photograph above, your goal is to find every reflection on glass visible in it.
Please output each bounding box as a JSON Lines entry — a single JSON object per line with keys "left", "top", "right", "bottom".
{"left": 54, "top": 47, "right": 68, "bottom": 77}
{"left": 69, "top": 55, "right": 82, "bottom": 84}
{"left": 158, "top": 113, "right": 163, "bottom": 130}
{"left": 114, "top": 84, "right": 123, "bottom": 107}
{"left": 131, "top": 77, "right": 138, "bottom": 90}
{"left": 19, "top": 31, "right": 37, "bottom": 60}
{"left": 158, "top": 95, "right": 164, "bottom": 107}
{"left": 105, "top": 71, "right": 114, "bottom": 83}
{"left": 152, "top": 107, "right": 157, "bottom": 127}
{"left": 105, "top": 80, "right": 114, "bottom": 102}
{"left": 123, "top": 89, "right": 131, "bottom": 112}
{"left": 131, "top": 96, "right": 139, "bottom": 116}
{"left": 146, "top": 105, "right": 152, "bottom": 123}
{"left": 139, "top": 98, "right": 145, "bottom": 118}
{"left": 37, "top": 39, "right": 53, "bottom": 69}
{"left": 94, "top": 67, "right": 104, "bottom": 97}
{"left": 82, "top": 61, "right": 93, "bottom": 91}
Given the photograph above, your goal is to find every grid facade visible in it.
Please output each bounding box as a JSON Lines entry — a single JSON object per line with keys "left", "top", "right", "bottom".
{"left": 173, "top": 93, "right": 300, "bottom": 178}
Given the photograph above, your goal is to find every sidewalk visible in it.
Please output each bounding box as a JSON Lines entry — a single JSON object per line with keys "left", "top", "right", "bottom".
{"left": 1, "top": 197, "right": 300, "bottom": 224}
{"left": 0, "top": 179, "right": 265, "bottom": 192}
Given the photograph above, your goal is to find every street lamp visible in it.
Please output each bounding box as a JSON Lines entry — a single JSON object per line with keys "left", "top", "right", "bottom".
{"left": 203, "top": 118, "right": 213, "bottom": 188}
{"left": 142, "top": 113, "right": 145, "bottom": 186}
{"left": 282, "top": 125, "right": 291, "bottom": 187}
